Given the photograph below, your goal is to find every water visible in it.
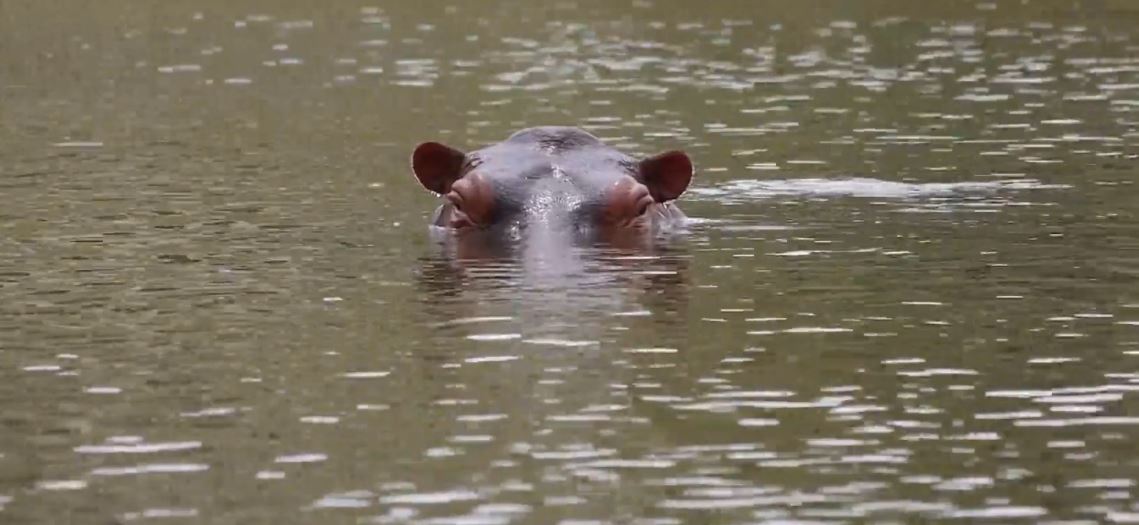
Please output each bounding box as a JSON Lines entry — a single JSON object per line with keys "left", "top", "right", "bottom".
{"left": 2, "top": 0, "right": 1139, "bottom": 522}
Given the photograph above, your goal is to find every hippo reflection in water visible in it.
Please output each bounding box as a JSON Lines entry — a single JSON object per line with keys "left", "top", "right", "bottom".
{"left": 411, "top": 127, "right": 693, "bottom": 250}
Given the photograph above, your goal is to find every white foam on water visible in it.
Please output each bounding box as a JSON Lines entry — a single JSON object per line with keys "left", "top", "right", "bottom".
{"left": 466, "top": 333, "right": 523, "bottom": 341}
{"left": 341, "top": 371, "right": 390, "bottom": 379}
{"left": 464, "top": 355, "right": 521, "bottom": 363}
{"left": 690, "top": 177, "right": 1070, "bottom": 203}
{"left": 522, "top": 338, "right": 598, "bottom": 347}
{"left": 379, "top": 490, "right": 481, "bottom": 505}
{"left": 274, "top": 453, "right": 327, "bottom": 464}
{"left": 75, "top": 441, "right": 202, "bottom": 454}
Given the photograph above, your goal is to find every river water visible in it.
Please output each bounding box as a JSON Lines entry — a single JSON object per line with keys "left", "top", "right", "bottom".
{"left": 2, "top": 0, "right": 1139, "bottom": 523}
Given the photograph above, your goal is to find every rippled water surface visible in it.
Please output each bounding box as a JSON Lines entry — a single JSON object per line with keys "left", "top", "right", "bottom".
{"left": 3, "top": 0, "right": 1139, "bottom": 522}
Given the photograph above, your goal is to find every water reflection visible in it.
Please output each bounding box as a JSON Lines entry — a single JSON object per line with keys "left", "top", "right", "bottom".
{"left": 416, "top": 227, "right": 692, "bottom": 333}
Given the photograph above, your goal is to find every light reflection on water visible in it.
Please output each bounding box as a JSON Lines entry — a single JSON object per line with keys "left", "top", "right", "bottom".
{"left": 1, "top": 0, "right": 1139, "bottom": 523}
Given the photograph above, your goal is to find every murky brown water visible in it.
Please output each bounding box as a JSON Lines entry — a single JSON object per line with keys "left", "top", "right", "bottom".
{"left": 3, "top": 0, "right": 1139, "bottom": 522}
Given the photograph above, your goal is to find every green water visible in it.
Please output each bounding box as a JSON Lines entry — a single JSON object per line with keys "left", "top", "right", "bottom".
{"left": 2, "top": 1, "right": 1139, "bottom": 523}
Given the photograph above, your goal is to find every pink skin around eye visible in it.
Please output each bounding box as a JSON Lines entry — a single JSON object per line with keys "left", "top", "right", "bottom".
{"left": 445, "top": 191, "right": 474, "bottom": 228}
{"left": 444, "top": 173, "right": 494, "bottom": 230}
{"left": 604, "top": 177, "right": 656, "bottom": 227}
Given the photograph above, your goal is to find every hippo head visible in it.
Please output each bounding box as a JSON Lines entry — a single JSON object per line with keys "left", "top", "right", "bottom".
{"left": 411, "top": 127, "right": 693, "bottom": 241}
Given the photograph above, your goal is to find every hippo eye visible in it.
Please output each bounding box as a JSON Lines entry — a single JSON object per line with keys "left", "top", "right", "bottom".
{"left": 633, "top": 192, "right": 654, "bottom": 218}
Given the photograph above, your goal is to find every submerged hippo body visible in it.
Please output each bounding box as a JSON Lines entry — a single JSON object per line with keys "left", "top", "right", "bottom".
{"left": 411, "top": 127, "right": 693, "bottom": 246}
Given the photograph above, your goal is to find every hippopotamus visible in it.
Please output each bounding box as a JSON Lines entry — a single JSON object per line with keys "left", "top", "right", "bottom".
{"left": 410, "top": 127, "right": 693, "bottom": 244}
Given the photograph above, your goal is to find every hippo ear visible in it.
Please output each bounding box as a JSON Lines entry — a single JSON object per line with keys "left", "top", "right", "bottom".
{"left": 412, "top": 142, "right": 466, "bottom": 194}
{"left": 639, "top": 150, "right": 693, "bottom": 202}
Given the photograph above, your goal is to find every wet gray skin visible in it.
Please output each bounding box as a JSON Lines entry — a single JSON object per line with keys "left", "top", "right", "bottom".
{"left": 412, "top": 127, "right": 693, "bottom": 257}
